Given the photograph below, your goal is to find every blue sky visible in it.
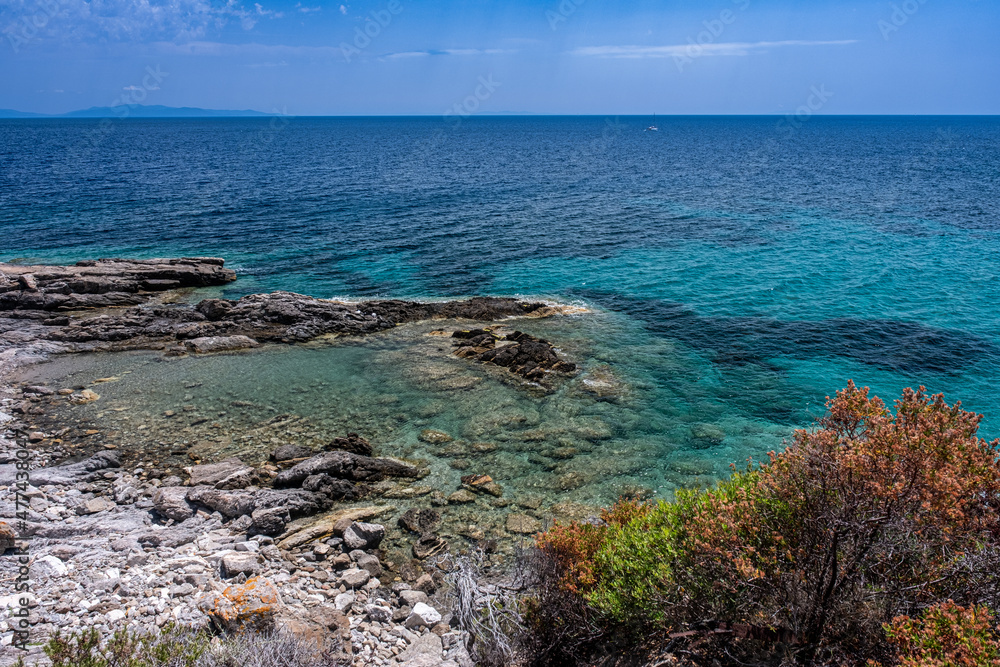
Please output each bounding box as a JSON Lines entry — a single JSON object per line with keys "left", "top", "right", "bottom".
{"left": 1, "top": 0, "right": 996, "bottom": 115}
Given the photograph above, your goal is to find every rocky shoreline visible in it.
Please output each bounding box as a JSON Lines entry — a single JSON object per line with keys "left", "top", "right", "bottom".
{"left": 0, "top": 258, "right": 587, "bottom": 666}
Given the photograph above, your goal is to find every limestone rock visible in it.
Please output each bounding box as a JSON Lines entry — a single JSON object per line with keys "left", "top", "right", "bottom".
{"left": 343, "top": 521, "right": 385, "bottom": 551}
{"left": 405, "top": 602, "right": 442, "bottom": 628}
{"left": 221, "top": 552, "right": 260, "bottom": 578}
{"left": 152, "top": 486, "right": 196, "bottom": 522}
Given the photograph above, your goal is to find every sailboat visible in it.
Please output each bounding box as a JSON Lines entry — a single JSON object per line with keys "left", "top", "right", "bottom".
{"left": 645, "top": 113, "right": 658, "bottom": 131}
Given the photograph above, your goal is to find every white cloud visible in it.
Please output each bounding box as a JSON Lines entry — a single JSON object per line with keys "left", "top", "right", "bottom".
{"left": 254, "top": 3, "right": 283, "bottom": 19}
{"left": 570, "top": 40, "right": 857, "bottom": 58}
{"left": 0, "top": 0, "right": 262, "bottom": 44}
{"left": 339, "top": 4, "right": 347, "bottom": 14}
{"left": 383, "top": 48, "right": 515, "bottom": 59}
{"left": 294, "top": 3, "right": 322, "bottom": 12}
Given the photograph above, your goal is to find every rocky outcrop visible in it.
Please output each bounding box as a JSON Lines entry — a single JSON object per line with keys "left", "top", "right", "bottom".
{"left": 0, "top": 257, "right": 235, "bottom": 312}
{"left": 274, "top": 451, "right": 424, "bottom": 488}
{"left": 452, "top": 329, "right": 576, "bottom": 381}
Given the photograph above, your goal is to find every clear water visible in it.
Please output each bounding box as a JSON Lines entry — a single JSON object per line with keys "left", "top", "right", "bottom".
{"left": 3, "top": 116, "right": 999, "bottom": 507}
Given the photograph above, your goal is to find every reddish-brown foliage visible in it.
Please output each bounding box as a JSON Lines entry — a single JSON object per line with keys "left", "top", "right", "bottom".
{"left": 884, "top": 601, "right": 1000, "bottom": 667}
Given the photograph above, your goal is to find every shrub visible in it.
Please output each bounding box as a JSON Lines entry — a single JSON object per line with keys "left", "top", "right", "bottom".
{"left": 526, "top": 383, "right": 1000, "bottom": 665}
{"left": 884, "top": 601, "right": 1000, "bottom": 667}
{"left": 12, "top": 625, "right": 345, "bottom": 667}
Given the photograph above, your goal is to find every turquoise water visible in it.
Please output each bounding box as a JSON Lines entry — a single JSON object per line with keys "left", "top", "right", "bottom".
{"left": 3, "top": 116, "right": 999, "bottom": 507}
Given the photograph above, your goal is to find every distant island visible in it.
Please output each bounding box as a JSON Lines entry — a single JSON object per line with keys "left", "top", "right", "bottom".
{"left": 0, "top": 104, "right": 271, "bottom": 118}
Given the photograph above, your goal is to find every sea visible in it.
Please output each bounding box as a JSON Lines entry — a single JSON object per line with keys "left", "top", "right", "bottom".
{"left": 2, "top": 115, "right": 998, "bottom": 508}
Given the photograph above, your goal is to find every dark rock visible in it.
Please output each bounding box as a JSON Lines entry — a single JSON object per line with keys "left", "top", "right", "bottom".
{"left": 343, "top": 522, "right": 385, "bottom": 551}
{"left": 302, "top": 474, "right": 360, "bottom": 500}
{"left": 152, "top": 487, "right": 196, "bottom": 522}
{"left": 412, "top": 533, "right": 448, "bottom": 560}
{"left": 273, "top": 451, "right": 423, "bottom": 488}
{"left": 250, "top": 507, "right": 290, "bottom": 536}
{"left": 252, "top": 488, "right": 330, "bottom": 518}
{"left": 186, "top": 487, "right": 255, "bottom": 518}
{"left": 271, "top": 443, "right": 313, "bottom": 462}
{"left": 326, "top": 432, "right": 373, "bottom": 456}
{"left": 398, "top": 508, "right": 441, "bottom": 535}
{"left": 466, "top": 330, "right": 577, "bottom": 382}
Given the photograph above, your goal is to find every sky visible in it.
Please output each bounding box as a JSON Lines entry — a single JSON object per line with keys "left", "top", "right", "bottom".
{"left": 0, "top": 0, "right": 997, "bottom": 115}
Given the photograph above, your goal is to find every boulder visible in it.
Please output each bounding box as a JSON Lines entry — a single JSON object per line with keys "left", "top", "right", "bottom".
{"left": 333, "top": 592, "right": 355, "bottom": 612}
{"left": 354, "top": 552, "right": 382, "bottom": 577}
{"left": 187, "top": 487, "right": 255, "bottom": 518}
{"left": 273, "top": 451, "right": 422, "bottom": 488}
{"left": 30, "top": 554, "right": 68, "bottom": 579}
{"left": 405, "top": 602, "right": 443, "bottom": 628}
{"left": 399, "top": 590, "right": 429, "bottom": 607}
{"left": 252, "top": 488, "right": 329, "bottom": 518}
{"left": 186, "top": 458, "right": 254, "bottom": 489}
{"left": 343, "top": 522, "right": 385, "bottom": 551}
{"left": 202, "top": 576, "right": 281, "bottom": 633}
{"left": 5, "top": 450, "right": 120, "bottom": 486}
{"left": 0, "top": 522, "right": 15, "bottom": 552}
{"left": 75, "top": 497, "right": 116, "bottom": 515}
{"left": 250, "top": 507, "right": 290, "bottom": 536}
{"left": 271, "top": 443, "right": 313, "bottom": 462}
{"left": 365, "top": 604, "right": 392, "bottom": 623}
{"left": 221, "top": 552, "right": 260, "bottom": 578}
{"left": 184, "top": 335, "right": 259, "bottom": 354}
{"left": 326, "top": 432, "right": 373, "bottom": 456}
{"left": 336, "top": 568, "right": 370, "bottom": 589}
{"left": 152, "top": 486, "right": 196, "bottom": 522}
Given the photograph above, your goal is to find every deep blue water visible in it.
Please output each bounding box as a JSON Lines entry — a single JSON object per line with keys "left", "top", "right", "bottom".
{"left": 3, "top": 116, "right": 999, "bottom": 469}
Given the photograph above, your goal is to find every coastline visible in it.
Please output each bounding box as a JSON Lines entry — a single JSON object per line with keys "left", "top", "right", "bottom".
{"left": 0, "top": 258, "right": 593, "bottom": 666}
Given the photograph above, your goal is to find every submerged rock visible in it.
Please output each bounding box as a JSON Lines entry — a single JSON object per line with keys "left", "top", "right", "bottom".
{"left": 453, "top": 330, "right": 576, "bottom": 383}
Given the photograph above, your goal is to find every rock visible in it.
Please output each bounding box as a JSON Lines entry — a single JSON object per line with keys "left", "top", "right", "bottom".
{"left": 307, "top": 605, "right": 349, "bottom": 631}
{"left": 186, "top": 458, "right": 254, "bottom": 489}
{"left": 343, "top": 521, "right": 385, "bottom": 551}
{"left": 0, "top": 522, "right": 15, "bottom": 552}
{"left": 31, "top": 554, "right": 68, "bottom": 579}
{"left": 457, "top": 330, "right": 576, "bottom": 382}
{"left": 202, "top": 576, "right": 281, "bottom": 633}
{"left": 399, "top": 590, "right": 429, "bottom": 607}
{"left": 354, "top": 552, "right": 382, "bottom": 577}
{"left": 185, "top": 335, "right": 259, "bottom": 354}
{"left": 336, "top": 568, "right": 370, "bottom": 589}
{"left": 250, "top": 507, "right": 290, "bottom": 536}
{"left": 68, "top": 388, "right": 100, "bottom": 404}
{"left": 365, "top": 604, "right": 392, "bottom": 623}
{"left": 413, "top": 573, "right": 437, "bottom": 594}
{"left": 398, "top": 508, "right": 441, "bottom": 534}
{"left": 273, "top": 451, "right": 422, "bottom": 488}
{"left": 412, "top": 534, "right": 448, "bottom": 560}
{"left": 333, "top": 592, "right": 355, "bottom": 612}
{"left": 506, "top": 513, "right": 542, "bottom": 534}
{"left": 460, "top": 473, "right": 503, "bottom": 497}
{"left": 1, "top": 450, "right": 120, "bottom": 486}
{"left": 75, "top": 497, "right": 115, "bottom": 515}
{"left": 301, "top": 474, "right": 358, "bottom": 500}
{"left": 326, "top": 432, "right": 373, "bottom": 456}
{"left": 405, "top": 602, "right": 443, "bottom": 628}
{"left": 270, "top": 443, "right": 313, "bottom": 462}
{"left": 152, "top": 486, "right": 196, "bottom": 522}
{"left": 221, "top": 552, "right": 260, "bottom": 578}
{"left": 396, "top": 632, "right": 446, "bottom": 666}
{"left": 276, "top": 506, "right": 392, "bottom": 550}
{"left": 187, "top": 487, "right": 255, "bottom": 518}
{"left": 253, "top": 488, "right": 330, "bottom": 518}
{"left": 447, "top": 489, "right": 476, "bottom": 504}
{"left": 419, "top": 430, "right": 453, "bottom": 444}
